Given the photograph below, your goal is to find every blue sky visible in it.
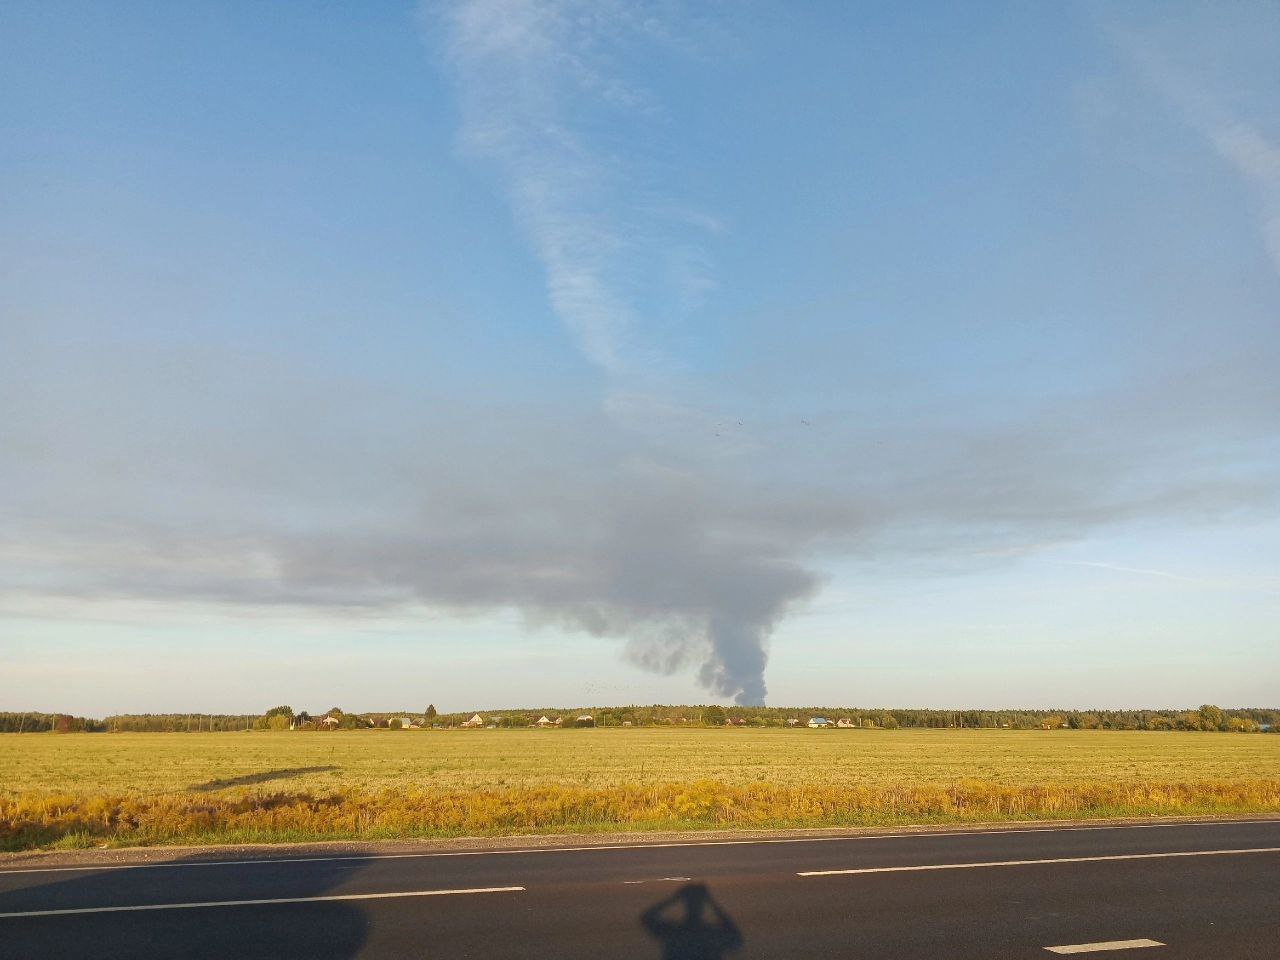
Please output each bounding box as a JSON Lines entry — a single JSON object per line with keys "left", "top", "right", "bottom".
{"left": 2, "top": 1, "right": 1277, "bottom": 714}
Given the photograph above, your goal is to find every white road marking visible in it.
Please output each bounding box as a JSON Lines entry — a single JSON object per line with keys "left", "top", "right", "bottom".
{"left": 0, "top": 886, "right": 525, "bottom": 919}
{"left": 2, "top": 818, "right": 1276, "bottom": 876}
{"left": 798, "top": 845, "right": 1280, "bottom": 876}
{"left": 621, "top": 876, "right": 691, "bottom": 884}
{"left": 1045, "top": 939, "right": 1164, "bottom": 954}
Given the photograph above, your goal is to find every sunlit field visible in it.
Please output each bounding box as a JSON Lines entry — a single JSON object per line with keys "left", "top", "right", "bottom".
{"left": 3, "top": 729, "right": 1278, "bottom": 850}
{"left": 5, "top": 728, "right": 1280, "bottom": 794}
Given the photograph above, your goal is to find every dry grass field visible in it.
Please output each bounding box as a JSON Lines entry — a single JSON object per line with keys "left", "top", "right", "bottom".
{"left": 3, "top": 729, "right": 1278, "bottom": 850}
{"left": 5, "top": 728, "right": 1280, "bottom": 794}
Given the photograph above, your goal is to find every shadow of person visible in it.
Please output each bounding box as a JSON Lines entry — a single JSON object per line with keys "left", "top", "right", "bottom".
{"left": 640, "top": 883, "right": 743, "bottom": 960}
{"left": 186, "top": 765, "right": 340, "bottom": 791}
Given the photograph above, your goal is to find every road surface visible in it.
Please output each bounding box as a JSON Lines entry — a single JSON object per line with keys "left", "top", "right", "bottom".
{"left": 1, "top": 818, "right": 1277, "bottom": 958}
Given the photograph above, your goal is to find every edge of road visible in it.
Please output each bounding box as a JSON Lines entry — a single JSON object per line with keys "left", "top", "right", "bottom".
{"left": 4, "top": 812, "right": 1279, "bottom": 871}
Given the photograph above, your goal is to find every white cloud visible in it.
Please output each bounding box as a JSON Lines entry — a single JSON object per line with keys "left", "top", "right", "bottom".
{"left": 1212, "top": 124, "right": 1280, "bottom": 270}
{"left": 1117, "top": 32, "right": 1280, "bottom": 274}
{"left": 428, "top": 0, "right": 714, "bottom": 376}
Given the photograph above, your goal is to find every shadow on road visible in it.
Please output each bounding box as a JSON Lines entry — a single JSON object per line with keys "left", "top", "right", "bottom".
{"left": 0, "top": 851, "right": 368, "bottom": 960}
{"left": 641, "top": 883, "right": 744, "bottom": 960}
{"left": 186, "top": 765, "right": 339, "bottom": 791}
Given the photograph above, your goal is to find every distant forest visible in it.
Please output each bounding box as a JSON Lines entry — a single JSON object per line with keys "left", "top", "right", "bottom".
{"left": 0, "top": 712, "right": 258, "bottom": 733}
{"left": 2, "top": 704, "right": 1277, "bottom": 733}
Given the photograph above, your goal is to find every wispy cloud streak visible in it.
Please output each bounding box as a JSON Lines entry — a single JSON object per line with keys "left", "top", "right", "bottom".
{"left": 1054, "top": 560, "right": 1201, "bottom": 583}
{"left": 431, "top": 0, "right": 685, "bottom": 373}
{"left": 1118, "top": 32, "right": 1280, "bottom": 274}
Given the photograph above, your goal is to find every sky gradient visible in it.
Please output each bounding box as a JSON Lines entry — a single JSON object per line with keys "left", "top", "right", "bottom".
{"left": 2, "top": 1, "right": 1278, "bottom": 714}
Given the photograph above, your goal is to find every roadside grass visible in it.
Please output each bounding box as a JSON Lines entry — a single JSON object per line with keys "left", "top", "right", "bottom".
{"left": 4, "top": 780, "right": 1279, "bottom": 851}
{"left": 3, "top": 730, "right": 1279, "bottom": 851}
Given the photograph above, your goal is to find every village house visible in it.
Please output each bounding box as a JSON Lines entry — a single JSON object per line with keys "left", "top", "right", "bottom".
{"left": 460, "top": 714, "right": 485, "bottom": 728}
{"left": 807, "top": 716, "right": 829, "bottom": 728}
{"left": 835, "top": 718, "right": 855, "bottom": 728}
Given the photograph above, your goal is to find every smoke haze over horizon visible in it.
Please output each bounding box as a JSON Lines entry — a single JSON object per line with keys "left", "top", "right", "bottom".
{"left": 2, "top": 1, "right": 1278, "bottom": 713}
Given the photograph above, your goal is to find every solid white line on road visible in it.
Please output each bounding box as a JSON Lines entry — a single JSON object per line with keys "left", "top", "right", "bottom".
{"left": 1045, "top": 940, "right": 1164, "bottom": 954}
{"left": 0, "top": 886, "right": 525, "bottom": 920}
{"left": 798, "top": 845, "right": 1280, "bottom": 877}
{"left": 4, "top": 818, "right": 1278, "bottom": 876}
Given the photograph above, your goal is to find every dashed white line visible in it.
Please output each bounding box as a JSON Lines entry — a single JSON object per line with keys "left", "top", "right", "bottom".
{"left": 0, "top": 886, "right": 525, "bottom": 919}
{"left": 798, "top": 845, "right": 1280, "bottom": 876}
{"left": 1045, "top": 939, "right": 1164, "bottom": 954}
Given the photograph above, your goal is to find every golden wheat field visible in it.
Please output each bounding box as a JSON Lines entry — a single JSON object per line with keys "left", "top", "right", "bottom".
{"left": 5, "top": 728, "right": 1280, "bottom": 794}
{"left": 3, "top": 729, "right": 1278, "bottom": 850}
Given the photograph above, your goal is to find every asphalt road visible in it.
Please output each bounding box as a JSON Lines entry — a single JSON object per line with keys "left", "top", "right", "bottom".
{"left": 1, "top": 819, "right": 1277, "bottom": 959}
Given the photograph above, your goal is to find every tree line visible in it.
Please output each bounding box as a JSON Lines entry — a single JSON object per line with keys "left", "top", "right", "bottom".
{"left": 6, "top": 703, "right": 1275, "bottom": 733}
{"left": 422, "top": 704, "right": 1278, "bottom": 732}
{"left": 0, "top": 712, "right": 103, "bottom": 733}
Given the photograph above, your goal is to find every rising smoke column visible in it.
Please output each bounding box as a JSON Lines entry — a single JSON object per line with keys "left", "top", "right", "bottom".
{"left": 419, "top": 1, "right": 811, "bottom": 703}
